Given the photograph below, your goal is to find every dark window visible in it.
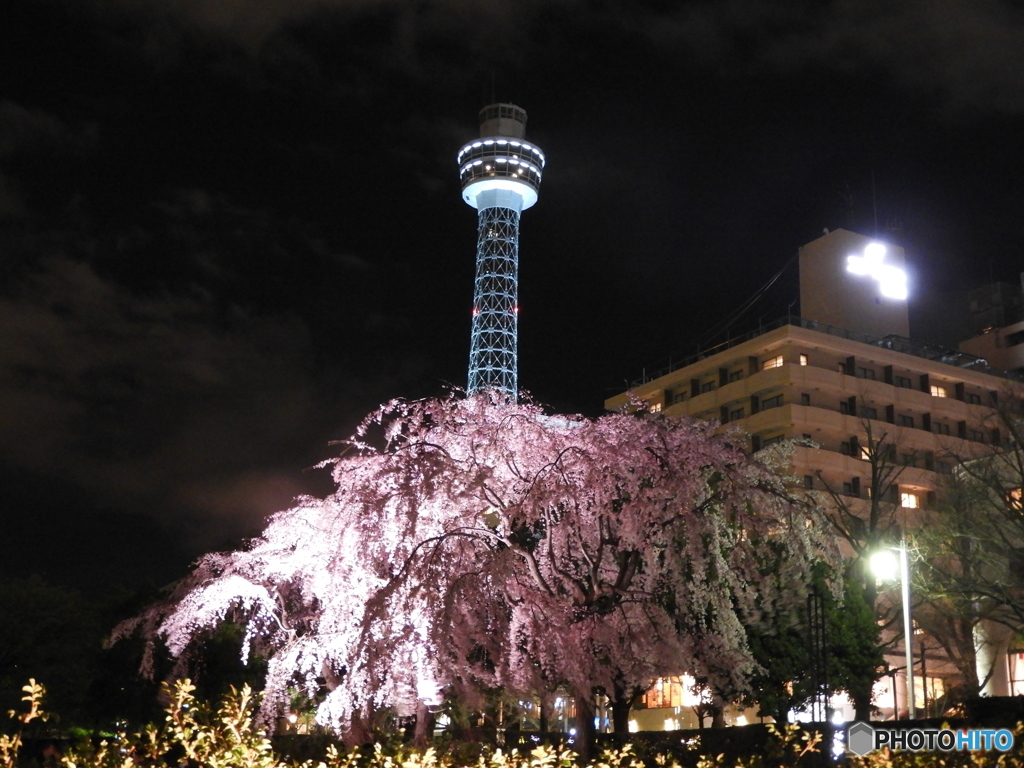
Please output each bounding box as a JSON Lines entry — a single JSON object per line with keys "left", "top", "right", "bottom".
{"left": 936, "top": 460, "right": 951, "bottom": 473}
{"left": 842, "top": 481, "right": 854, "bottom": 495}
{"left": 898, "top": 414, "right": 914, "bottom": 427}
{"left": 858, "top": 367, "right": 876, "bottom": 380}
{"left": 967, "top": 393, "right": 981, "bottom": 405}
{"left": 935, "top": 423, "right": 950, "bottom": 435}
{"left": 840, "top": 401, "right": 851, "bottom": 415}
{"left": 895, "top": 376, "right": 912, "bottom": 388}
{"left": 969, "top": 430, "right": 986, "bottom": 442}
{"left": 701, "top": 381, "right": 715, "bottom": 393}
{"left": 840, "top": 441, "right": 852, "bottom": 456}
{"left": 803, "top": 475, "right": 814, "bottom": 489}
{"left": 900, "top": 453, "right": 916, "bottom": 467}
{"left": 762, "top": 395, "right": 784, "bottom": 409}
{"left": 801, "top": 393, "right": 811, "bottom": 406}
{"left": 763, "top": 435, "right": 785, "bottom": 447}
{"left": 860, "top": 406, "right": 877, "bottom": 419}
{"left": 728, "top": 369, "right": 743, "bottom": 382}
{"left": 729, "top": 407, "right": 744, "bottom": 421}
{"left": 1007, "top": 330, "right": 1024, "bottom": 346}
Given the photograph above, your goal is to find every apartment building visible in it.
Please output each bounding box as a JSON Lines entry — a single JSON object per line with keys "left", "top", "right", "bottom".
{"left": 606, "top": 229, "right": 1022, "bottom": 722}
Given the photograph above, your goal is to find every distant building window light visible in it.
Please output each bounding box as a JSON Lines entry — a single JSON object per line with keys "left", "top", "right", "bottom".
{"left": 763, "top": 355, "right": 785, "bottom": 370}
{"left": 799, "top": 354, "right": 809, "bottom": 366}
{"left": 901, "top": 492, "right": 920, "bottom": 509}
{"left": 860, "top": 446, "right": 871, "bottom": 461}
{"left": 648, "top": 401, "right": 662, "bottom": 413}
{"left": 1008, "top": 488, "right": 1024, "bottom": 511}
{"left": 931, "top": 385, "right": 948, "bottom": 398}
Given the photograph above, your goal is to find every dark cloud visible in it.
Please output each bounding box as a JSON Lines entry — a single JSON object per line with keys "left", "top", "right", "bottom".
{"left": 0, "top": 256, "right": 330, "bottom": 543}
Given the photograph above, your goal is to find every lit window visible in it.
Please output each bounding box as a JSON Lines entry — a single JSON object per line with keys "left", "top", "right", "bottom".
{"left": 799, "top": 354, "right": 809, "bottom": 366}
{"left": 931, "top": 385, "right": 948, "bottom": 398}
{"left": 648, "top": 402, "right": 662, "bottom": 413}
{"left": 762, "top": 355, "right": 784, "bottom": 370}
{"left": 901, "top": 492, "right": 920, "bottom": 508}
{"left": 860, "top": 446, "right": 871, "bottom": 461}
{"left": 1008, "top": 488, "right": 1024, "bottom": 511}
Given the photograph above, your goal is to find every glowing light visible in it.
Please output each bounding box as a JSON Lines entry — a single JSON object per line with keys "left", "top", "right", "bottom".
{"left": 484, "top": 140, "right": 494, "bottom": 145}
{"left": 870, "top": 550, "right": 899, "bottom": 581}
{"left": 472, "top": 142, "right": 482, "bottom": 148}
{"left": 846, "top": 243, "right": 908, "bottom": 300}
{"left": 497, "top": 139, "right": 507, "bottom": 144}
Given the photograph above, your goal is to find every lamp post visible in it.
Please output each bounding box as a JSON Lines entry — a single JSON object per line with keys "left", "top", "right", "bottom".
{"left": 870, "top": 541, "right": 915, "bottom": 720}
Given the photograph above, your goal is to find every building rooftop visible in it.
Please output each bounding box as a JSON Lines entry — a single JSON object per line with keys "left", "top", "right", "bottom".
{"left": 628, "top": 314, "right": 1020, "bottom": 388}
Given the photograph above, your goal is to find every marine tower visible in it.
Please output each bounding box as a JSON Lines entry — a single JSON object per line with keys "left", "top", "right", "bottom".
{"left": 458, "top": 103, "right": 545, "bottom": 400}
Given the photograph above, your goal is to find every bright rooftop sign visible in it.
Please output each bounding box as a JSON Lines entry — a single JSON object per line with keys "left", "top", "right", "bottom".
{"left": 846, "top": 242, "right": 908, "bottom": 300}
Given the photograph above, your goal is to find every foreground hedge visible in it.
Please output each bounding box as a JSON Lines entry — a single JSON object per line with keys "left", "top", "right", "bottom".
{"left": 2, "top": 681, "right": 1023, "bottom": 768}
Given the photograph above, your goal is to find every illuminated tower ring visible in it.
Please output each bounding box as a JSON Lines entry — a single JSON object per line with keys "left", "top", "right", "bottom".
{"left": 458, "top": 103, "right": 545, "bottom": 400}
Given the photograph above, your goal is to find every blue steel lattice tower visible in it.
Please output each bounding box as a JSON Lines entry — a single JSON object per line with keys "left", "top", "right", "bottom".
{"left": 458, "top": 103, "right": 545, "bottom": 400}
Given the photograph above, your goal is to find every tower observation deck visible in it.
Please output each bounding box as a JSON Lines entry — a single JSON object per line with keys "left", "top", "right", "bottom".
{"left": 458, "top": 103, "right": 545, "bottom": 400}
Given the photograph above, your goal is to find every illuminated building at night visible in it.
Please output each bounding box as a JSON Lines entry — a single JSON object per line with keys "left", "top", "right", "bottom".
{"left": 608, "top": 228, "right": 1022, "bottom": 725}
{"left": 458, "top": 103, "right": 546, "bottom": 400}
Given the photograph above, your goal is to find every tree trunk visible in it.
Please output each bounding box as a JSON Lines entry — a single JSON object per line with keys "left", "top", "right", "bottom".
{"left": 611, "top": 682, "right": 638, "bottom": 738}
{"left": 413, "top": 700, "right": 431, "bottom": 747}
{"left": 345, "top": 706, "right": 373, "bottom": 748}
{"left": 539, "top": 694, "right": 549, "bottom": 735}
{"left": 574, "top": 691, "right": 596, "bottom": 762}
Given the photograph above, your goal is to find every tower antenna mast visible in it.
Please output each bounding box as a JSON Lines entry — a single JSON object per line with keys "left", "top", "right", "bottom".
{"left": 457, "top": 103, "right": 546, "bottom": 400}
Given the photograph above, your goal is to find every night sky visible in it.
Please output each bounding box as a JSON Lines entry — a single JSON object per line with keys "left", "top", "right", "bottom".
{"left": 2, "top": 0, "right": 1023, "bottom": 590}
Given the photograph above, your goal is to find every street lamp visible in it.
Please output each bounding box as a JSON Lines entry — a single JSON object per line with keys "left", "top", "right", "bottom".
{"left": 870, "top": 541, "right": 915, "bottom": 719}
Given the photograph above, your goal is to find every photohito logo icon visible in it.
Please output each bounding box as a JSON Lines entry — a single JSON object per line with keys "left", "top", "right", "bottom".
{"left": 848, "top": 722, "right": 875, "bottom": 756}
